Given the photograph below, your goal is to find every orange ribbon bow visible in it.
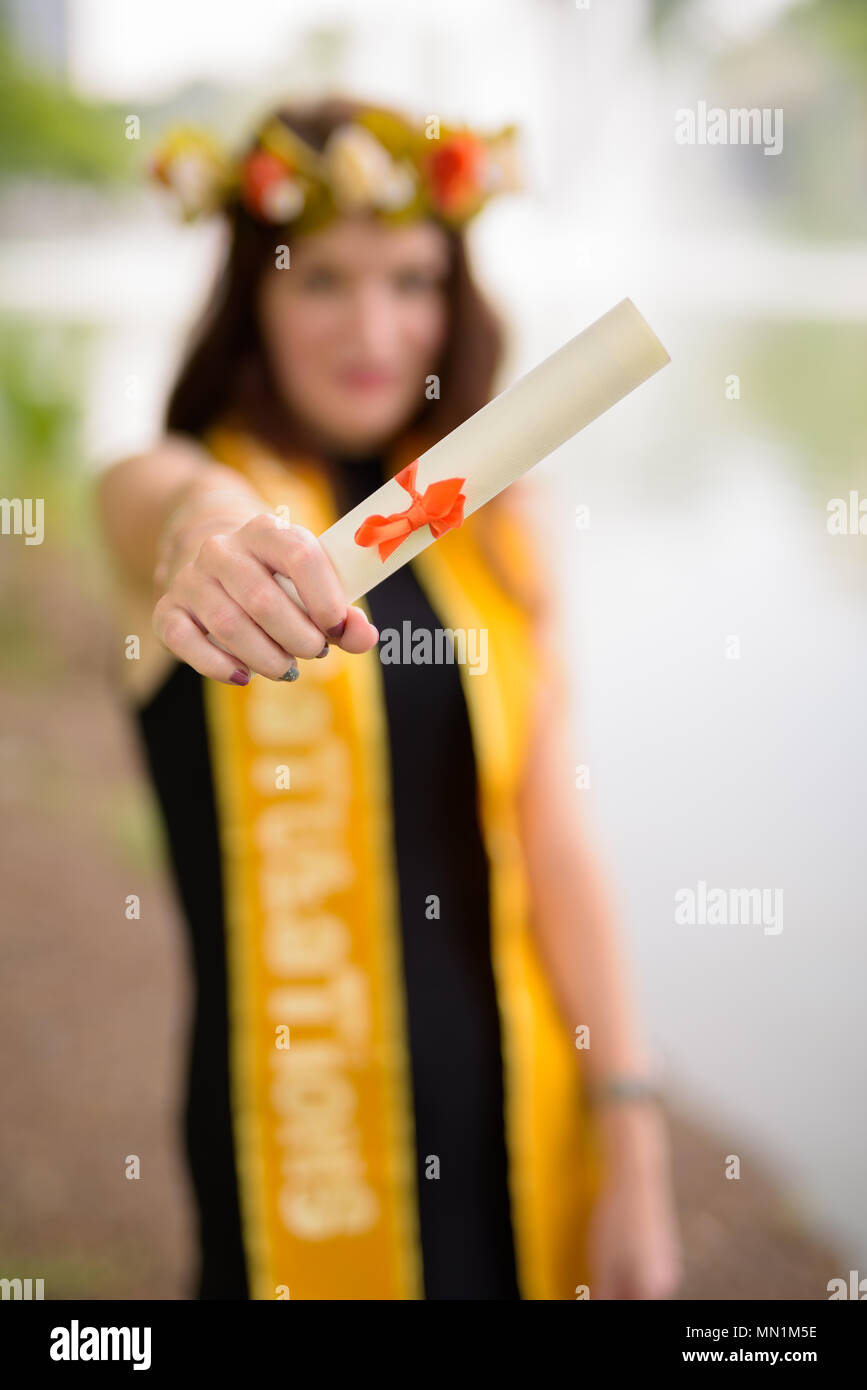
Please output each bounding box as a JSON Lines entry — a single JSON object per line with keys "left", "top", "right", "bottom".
{"left": 353, "top": 458, "right": 467, "bottom": 562}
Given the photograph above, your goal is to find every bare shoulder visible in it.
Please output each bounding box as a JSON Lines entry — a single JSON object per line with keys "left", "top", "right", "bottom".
{"left": 96, "top": 432, "right": 213, "bottom": 496}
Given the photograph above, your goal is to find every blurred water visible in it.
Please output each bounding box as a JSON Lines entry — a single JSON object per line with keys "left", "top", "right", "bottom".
{"left": 535, "top": 313, "right": 867, "bottom": 1266}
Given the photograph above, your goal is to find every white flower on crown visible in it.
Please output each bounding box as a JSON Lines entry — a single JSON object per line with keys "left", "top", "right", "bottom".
{"left": 168, "top": 152, "right": 223, "bottom": 216}
{"left": 481, "top": 132, "right": 523, "bottom": 196}
{"left": 323, "top": 123, "right": 416, "bottom": 213}
{"left": 261, "top": 178, "right": 306, "bottom": 223}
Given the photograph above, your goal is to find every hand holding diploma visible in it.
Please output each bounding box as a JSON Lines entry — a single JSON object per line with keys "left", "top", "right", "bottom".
{"left": 152, "top": 297, "right": 669, "bottom": 683}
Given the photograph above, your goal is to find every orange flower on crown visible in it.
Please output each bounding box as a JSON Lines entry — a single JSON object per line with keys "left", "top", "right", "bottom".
{"left": 241, "top": 149, "right": 305, "bottom": 222}
{"left": 423, "top": 132, "right": 489, "bottom": 221}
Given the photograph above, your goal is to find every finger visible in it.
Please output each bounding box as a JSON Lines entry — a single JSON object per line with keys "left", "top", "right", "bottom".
{"left": 275, "top": 597, "right": 379, "bottom": 653}
{"left": 333, "top": 603, "right": 380, "bottom": 653}
{"left": 201, "top": 534, "right": 331, "bottom": 660}
{"left": 645, "top": 1254, "right": 683, "bottom": 1299}
{"left": 153, "top": 600, "right": 252, "bottom": 685}
{"left": 237, "top": 517, "right": 347, "bottom": 634}
{"left": 176, "top": 571, "right": 304, "bottom": 681}
{"left": 239, "top": 518, "right": 378, "bottom": 649}
{"left": 591, "top": 1276, "right": 615, "bottom": 1300}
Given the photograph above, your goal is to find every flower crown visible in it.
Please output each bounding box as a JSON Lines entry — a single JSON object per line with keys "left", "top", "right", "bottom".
{"left": 147, "top": 106, "right": 523, "bottom": 233}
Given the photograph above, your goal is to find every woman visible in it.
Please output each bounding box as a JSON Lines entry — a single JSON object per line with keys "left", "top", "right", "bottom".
{"left": 96, "top": 97, "right": 682, "bottom": 1300}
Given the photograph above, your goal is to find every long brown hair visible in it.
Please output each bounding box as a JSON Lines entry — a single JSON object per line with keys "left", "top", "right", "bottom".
{"left": 165, "top": 95, "right": 543, "bottom": 614}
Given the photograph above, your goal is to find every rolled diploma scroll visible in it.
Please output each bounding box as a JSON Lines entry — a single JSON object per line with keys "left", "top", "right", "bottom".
{"left": 274, "top": 297, "right": 670, "bottom": 613}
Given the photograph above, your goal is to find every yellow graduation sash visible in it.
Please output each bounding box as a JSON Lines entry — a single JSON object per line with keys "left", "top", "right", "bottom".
{"left": 200, "top": 422, "right": 604, "bottom": 1299}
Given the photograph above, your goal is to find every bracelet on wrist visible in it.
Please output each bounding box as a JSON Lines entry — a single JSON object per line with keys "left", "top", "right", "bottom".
{"left": 585, "top": 1074, "right": 664, "bottom": 1109}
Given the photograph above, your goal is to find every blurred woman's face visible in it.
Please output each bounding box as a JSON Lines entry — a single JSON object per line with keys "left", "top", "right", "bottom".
{"left": 256, "top": 215, "right": 451, "bottom": 456}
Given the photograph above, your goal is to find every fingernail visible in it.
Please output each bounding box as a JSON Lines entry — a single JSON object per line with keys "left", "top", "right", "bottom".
{"left": 316, "top": 642, "right": 330, "bottom": 658}
{"left": 230, "top": 669, "right": 250, "bottom": 685}
{"left": 327, "top": 617, "right": 347, "bottom": 639}
{"left": 279, "top": 661, "right": 300, "bottom": 681}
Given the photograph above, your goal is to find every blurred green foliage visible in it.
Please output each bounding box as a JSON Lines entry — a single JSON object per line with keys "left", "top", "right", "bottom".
{"left": 787, "top": 0, "right": 867, "bottom": 70}
{"left": 0, "top": 1238, "right": 165, "bottom": 1299}
{"left": 737, "top": 320, "right": 867, "bottom": 490}
{"left": 0, "top": 316, "right": 96, "bottom": 543}
{"left": 645, "top": 0, "right": 867, "bottom": 239}
{"left": 0, "top": 317, "right": 103, "bottom": 685}
{"left": 0, "top": 25, "right": 130, "bottom": 183}
{"left": 0, "top": 317, "right": 90, "bottom": 478}
{"left": 648, "top": 0, "right": 867, "bottom": 67}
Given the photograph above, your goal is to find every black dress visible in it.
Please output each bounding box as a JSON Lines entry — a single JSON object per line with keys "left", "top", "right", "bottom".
{"left": 134, "top": 450, "right": 521, "bottom": 1300}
